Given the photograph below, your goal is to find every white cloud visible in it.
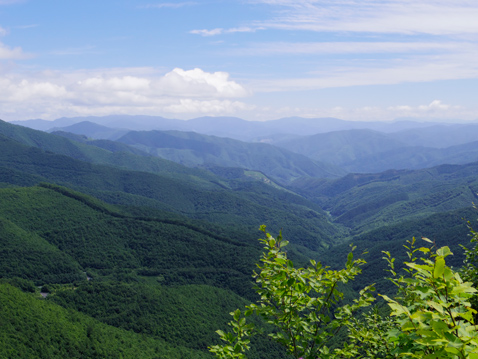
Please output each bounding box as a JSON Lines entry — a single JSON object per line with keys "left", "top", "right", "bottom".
{"left": 155, "top": 68, "right": 249, "bottom": 97}
{"left": 0, "top": 67, "right": 250, "bottom": 120}
{"left": 190, "top": 27, "right": 262, "bottom": 36}
{"left": 248, "top": 49, "right": 478, "bottom": 92}
{"left": 236, "top": 41, "right": 466, "bottom": 56}
{"left": 0, "top": 42, "right": 29, "bottom": 59}
{"left": 78, "top": 76, "right": 151, "bottom": 92}
{"left": 163, "top": 99, "right": 253, "bottom": 114}
{"left": 0, "top": 25, "right": 32, "bottom": 59}
{"left": 190, "top": 28, "right": 224, "bottom": 36}
{"left": 251, "top": 0, "right": 478, "bottom": 35}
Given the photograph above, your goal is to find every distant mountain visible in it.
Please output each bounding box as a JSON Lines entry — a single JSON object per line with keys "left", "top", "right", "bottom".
{"left": 115, "top": 129, "right": 346, "bottom": 183}
{"left": 275, "top": 129, "right": 406, "bottom": 166}
{"left": 48, "top": 121, "right": 129, "bottom": 140}
{"left": 11, "top": 115, "right": 448, "bottom": 142}
{"left": 12, "top": 115, "right": 183, "bottom": 132}
{"left": 341, "top": 141, "right": 478, "bottom": 173}
{"left": 275, "top": 127, "right": 478, "bottom": 173}
{"left": 392, "top": 123, "right": 478, "bottom": 148}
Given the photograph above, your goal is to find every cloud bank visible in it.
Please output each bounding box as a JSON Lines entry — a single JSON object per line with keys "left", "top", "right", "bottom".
{"left": 0, "top": 68, "right": 251, "bottom": 121}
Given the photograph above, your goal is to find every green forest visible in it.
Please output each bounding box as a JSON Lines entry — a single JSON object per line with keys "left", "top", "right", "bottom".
{"left": 1, "top": 119, "right": 478, "bottom": 358}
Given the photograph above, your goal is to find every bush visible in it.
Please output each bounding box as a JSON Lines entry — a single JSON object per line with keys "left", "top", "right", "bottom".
{"left": 211, "top": 227, "right": 478, "bottom": 359}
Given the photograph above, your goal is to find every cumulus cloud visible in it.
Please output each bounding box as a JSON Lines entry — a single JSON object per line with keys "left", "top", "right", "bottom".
{"left": 0, "top": 67, "right": 251, "bottom": 120}
{"left": 155, "top": 68, "right": 249, "bottom": 97}
{"left": 0, "top": 42, "right": 28, "bottom": 59}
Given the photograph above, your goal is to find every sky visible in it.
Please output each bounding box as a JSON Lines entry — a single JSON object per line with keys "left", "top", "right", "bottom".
{"left": 1, "top": 0, "right": 478, "bottom": 122}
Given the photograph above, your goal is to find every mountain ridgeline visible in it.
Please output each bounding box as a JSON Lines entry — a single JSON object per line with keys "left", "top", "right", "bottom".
{"left": 1, "top": 116, "right": 478, "bottom": 358}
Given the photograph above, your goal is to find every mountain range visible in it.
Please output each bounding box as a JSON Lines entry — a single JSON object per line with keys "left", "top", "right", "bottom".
{"left": 12, "top": 115, "right": 478, "bottom": 175}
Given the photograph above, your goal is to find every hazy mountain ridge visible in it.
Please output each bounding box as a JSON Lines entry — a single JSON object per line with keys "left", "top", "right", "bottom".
{"left": 275, "top": 127, "right": 478, "bottom": 173}
{"left": 10, "top": 114, "right": 452, "bottom": 141}
{"left": 115, "top": 129, "right": 346, "bottom": 183}
{"left": 12, "top": 115, "right": 478, "bottom": 175}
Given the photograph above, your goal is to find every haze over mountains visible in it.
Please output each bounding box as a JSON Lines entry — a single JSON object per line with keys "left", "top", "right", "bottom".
{"left": 13, "top": 115, "right": 467, "bottom": 141}
{"left": 11, "top": 115, "right": 478, "bottom": 176}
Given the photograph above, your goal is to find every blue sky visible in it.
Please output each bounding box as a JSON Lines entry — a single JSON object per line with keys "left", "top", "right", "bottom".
{"left": 1, "top": 0, "right": 478, "bottom": 122}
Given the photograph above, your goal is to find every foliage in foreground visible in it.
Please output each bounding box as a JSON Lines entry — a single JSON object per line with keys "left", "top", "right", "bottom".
{"left": 211, "top": 226, "right": 478, "bottom": 358}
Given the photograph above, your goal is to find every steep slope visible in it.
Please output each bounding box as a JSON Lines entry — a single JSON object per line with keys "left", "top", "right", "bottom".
{"left": 0, "top": 185, "right": 260, "bottom": 293}
{"left": 0, "top": 218, "right": 84, "bottom": 284}
{"left": 0, "top": 134, "right": 343, "bottom": 250}
{"left": 291, "top": 162, "right": 478, "bottom": 234}
{"left": 0, "top": 185, "right": 294, "bottom": 358}
{"left": 0, "top": 119, "right": 220, "bottom": 187}
{"left": 321, "top": 206, "right": 477, "bottom": 294}
{"left": 116, "top": 129, "right": 345, "bottom": 183}
{"left": 0, "top": 283, "right": 211, "bottom": 358}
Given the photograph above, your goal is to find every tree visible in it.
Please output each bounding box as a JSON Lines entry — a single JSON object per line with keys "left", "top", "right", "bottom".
{"left": 211, "top": 228, "right": 478, "bottom": 359}
{"left": 209, "top": 226, "right": 374, "bottom": 359}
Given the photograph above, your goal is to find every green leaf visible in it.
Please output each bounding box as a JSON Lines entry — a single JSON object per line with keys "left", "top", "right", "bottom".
{"left": 434, "top": 257, "right": 445, "bottom": 278}
{"left": 234, "top": 343, "right": 242, "bottom": 354}
{"left": 279, "top": 240, "right": 289, "bottom": 248}
{"left": 233, "top": 309, "right": 241, "bottom": 321}
{"left": 436, "top": 246, "right": 452, "bottom": 258}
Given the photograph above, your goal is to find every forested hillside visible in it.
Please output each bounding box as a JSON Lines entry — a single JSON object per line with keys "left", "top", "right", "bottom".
{"left": 1, "top": 118, "right": 478, "bottom": 358}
